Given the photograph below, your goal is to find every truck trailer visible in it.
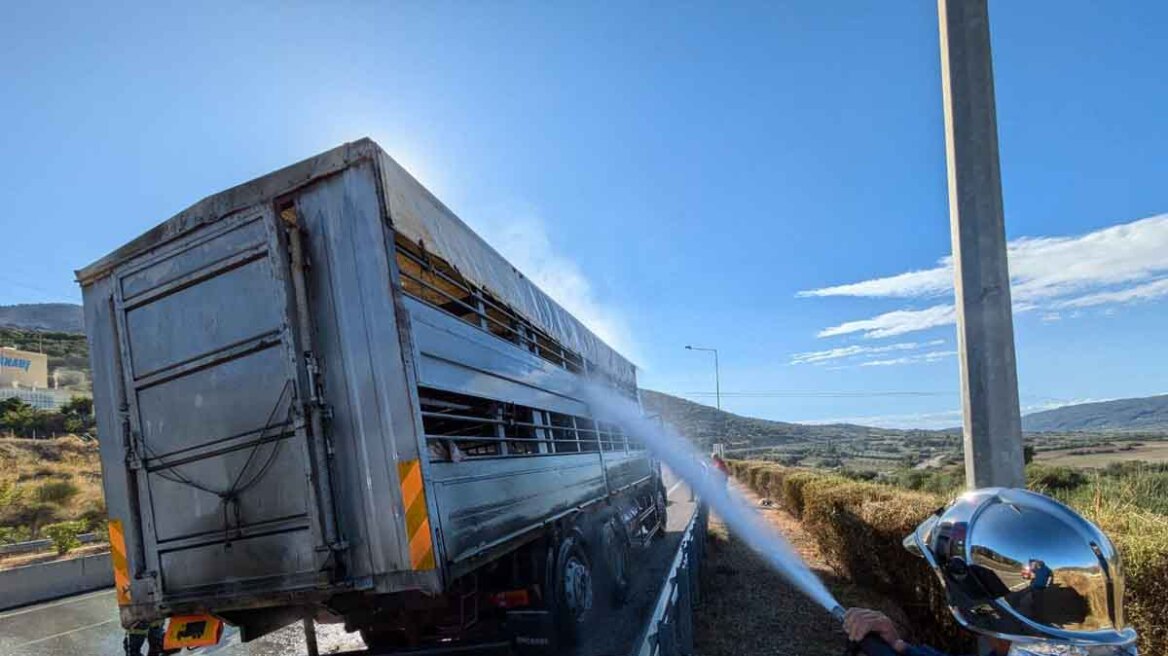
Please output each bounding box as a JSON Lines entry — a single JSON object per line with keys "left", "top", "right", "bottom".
{"left": 77, "top": 139, "right": 666, "bottom": 652}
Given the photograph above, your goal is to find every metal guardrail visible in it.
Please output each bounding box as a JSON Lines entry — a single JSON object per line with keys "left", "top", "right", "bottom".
{"left": 634, "top": 502, "right": 708, "bottom": 656}
{"left": 0, "top": 532, "right": 102, "bottom": 556}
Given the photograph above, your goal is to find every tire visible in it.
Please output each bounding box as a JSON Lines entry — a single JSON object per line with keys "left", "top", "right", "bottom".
{"left": 600, "top": 518, "right": 631, "bottom": 605}
{"left": 551, "top": 531, "right": 594, "bottom": 645}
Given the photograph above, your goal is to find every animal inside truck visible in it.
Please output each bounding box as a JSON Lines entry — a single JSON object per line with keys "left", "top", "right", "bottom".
{"left": 77, "top": 139, "right": 667, "bottom": 652}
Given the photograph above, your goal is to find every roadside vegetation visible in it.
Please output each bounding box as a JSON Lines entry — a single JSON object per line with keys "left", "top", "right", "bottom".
{"left": 727, "top": 459, "right": 1168, "bottom": 656}
{"left": 849, "top": 460, "right": 1168, "bottom": 515}
{"left": 0, "top": 396, "right": 97, "bottom": 439}
{"left": 0, "top": 437, "right": 105, "bottom": 552}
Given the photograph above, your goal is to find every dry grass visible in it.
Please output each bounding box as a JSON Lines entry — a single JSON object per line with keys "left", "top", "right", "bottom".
{"left": 1037, "top": 442, "right": 1168, "bottom": 467}
{"left": 694, "top": 485, "right": 912, "bottom": 656}
{"left": 0, "top": 437, "right": 105, "bottom": 541}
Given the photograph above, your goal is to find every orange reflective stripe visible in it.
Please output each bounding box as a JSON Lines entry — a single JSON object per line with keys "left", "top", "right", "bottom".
{"left": 397, "top": 459, "right": 435, "bottom": 570}
{"left": 107, "top": 519, "right": 131, "bottom": 606}
{"left": 399, "top": 459, "right": 423, "bottom": 510}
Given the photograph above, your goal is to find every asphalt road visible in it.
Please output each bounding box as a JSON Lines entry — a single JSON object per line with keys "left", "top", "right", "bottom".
{"left": 573, "top": 474, "right": 695, "bottom": 656}
{"left": 0, "top": 476, "right": 694, "bottom": 656}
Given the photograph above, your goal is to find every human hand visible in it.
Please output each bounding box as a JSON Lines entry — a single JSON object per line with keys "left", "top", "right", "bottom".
{"left": 842, "top": 608, "right": 907, "bottom": 654}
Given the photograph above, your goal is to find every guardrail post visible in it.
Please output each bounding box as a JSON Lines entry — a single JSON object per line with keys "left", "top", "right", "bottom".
{"left": 677, "top": 565, "right": 694, "bottom": 654}
{"left": 690, "top": 506, "right": 705, "bottom": 607}
{"left": 658, "top": 616, "right": 677, "bottom": 656}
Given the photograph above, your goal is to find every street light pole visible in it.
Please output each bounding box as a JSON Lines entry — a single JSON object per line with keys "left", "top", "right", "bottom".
{"left": 684, "top": 345, "right": 720, "bottom": 410}
{"left": 938, "top": 0, "right": 1025, "bottom": 488}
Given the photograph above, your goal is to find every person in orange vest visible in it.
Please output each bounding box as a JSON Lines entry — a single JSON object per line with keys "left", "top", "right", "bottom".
{"left": 710, "top": 452, "right": 729, "bottom": 484}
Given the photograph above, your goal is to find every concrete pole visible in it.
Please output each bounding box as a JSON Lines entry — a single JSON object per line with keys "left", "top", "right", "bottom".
{"left": 937, "top": 0, "right": 1025, "bottom": 488}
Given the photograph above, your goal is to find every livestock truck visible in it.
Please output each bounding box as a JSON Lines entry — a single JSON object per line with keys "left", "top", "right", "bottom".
{"left": 78, "top": 139, "right": 667, "bottom": 652}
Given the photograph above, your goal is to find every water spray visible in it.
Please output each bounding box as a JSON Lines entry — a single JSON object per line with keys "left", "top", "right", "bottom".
{"left": 584, "top": 385, "right": 899, "bottom": 655}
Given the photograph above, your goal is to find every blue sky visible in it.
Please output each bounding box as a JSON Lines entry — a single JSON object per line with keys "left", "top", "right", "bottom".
{"left": 1, "top": 2, "right": 1164, "bottom": 428}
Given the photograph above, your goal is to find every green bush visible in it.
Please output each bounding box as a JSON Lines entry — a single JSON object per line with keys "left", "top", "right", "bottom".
{"left": 79, "top": 502, "right": 108, "bottom": 534}
{"left": 1026, "top": 464, "right": 1087, "bottom": 493}
{"left": 34, "top": 479, "right": 80, "bottom": 505}
{"left": 42, "top": 520, "right": 86, "bottom": 555}
{"left": 883, "top": 468, "right": 964, "bottom": 496}
{"left": 781, "top": 470, "right": 844, "bottom": 518}
{"left": 5, "top": 501, "right": 62, "bottom": 538}
{"left": 0, "top": 526, "right": 31, "bottom": 544}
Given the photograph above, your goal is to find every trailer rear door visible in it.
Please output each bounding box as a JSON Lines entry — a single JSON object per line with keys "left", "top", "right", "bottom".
{"left": 111, "top": 206, "right": 328, "bottom": 600}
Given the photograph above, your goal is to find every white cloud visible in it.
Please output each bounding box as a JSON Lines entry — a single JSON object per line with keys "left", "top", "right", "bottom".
{"left": 797, "top": 265, "right": 952, "bottom": 299}
{"left": 790, "top": 340, "right": 945, "bottom": 365}
{"left": 817, "top": 304, "right": 956, "bottom": 339}
{"left": 1053, "top": 277, "right": 1168, "bottom": 309}
{"left": 859, "top": 350, "right": 956, "bottom": 367}
{"left": 801, "top": 214, "right": 1168, "bottom": 340}
{"left": 470, "top": 208, "right": 640, "bottom": 362}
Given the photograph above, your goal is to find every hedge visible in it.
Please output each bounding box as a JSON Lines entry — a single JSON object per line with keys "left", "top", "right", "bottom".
{"left": 726, "top": 460, "right": 1168, "bottom": 655}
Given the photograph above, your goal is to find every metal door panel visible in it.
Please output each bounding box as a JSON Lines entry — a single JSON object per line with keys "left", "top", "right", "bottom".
{"left": 124, "top": 257, "right": 285, "bottom": 377}
{"left": 112, "top": 207, "right": 322, "bottom": 598}
{"left": 159, "top": 528, "right": 316, "bottom": 593}
{"left": 120, "top": 219, "right": 268, "bottom": 300}
{"left": 148, "top": 439, "right": 307, "bottom": 542}
{"left": 135, "top": 346, "right": 289, "bottom": 456}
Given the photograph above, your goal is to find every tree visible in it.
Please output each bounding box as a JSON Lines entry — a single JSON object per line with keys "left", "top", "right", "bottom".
{"left": 60, "top": 396, "right": 93, "bottom": 418}
{"left": 1, "top": 400, "right": 45, "bottom": 438}
{"left": 59, "top": 396, "right": 96, "bottom": 436}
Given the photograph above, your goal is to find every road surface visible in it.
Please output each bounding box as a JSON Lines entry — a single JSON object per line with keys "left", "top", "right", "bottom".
{"left": 0, "top": 477, "right": 694, "bottom": 656}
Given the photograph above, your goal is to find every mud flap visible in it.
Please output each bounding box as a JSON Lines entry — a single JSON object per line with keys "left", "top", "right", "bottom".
{"left": 505, "top": 609, "right": 557, "bottom": 655}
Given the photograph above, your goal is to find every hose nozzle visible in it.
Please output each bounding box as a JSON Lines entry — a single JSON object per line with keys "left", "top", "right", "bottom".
{"left": 830, "top": 605, "right": 846, "bottom": 623}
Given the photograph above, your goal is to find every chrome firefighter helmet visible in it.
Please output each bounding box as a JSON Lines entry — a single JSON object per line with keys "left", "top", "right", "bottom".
{"left": 904, "top": 488, "right": 1137, "bottom": 651}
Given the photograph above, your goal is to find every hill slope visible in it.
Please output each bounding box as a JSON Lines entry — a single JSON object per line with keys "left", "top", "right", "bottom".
{"left": 0, "top": 303, "right": 84, "bottom": 333}
{"left": 1023, "top": 395, "right": 1168, "bottom": 432}
{"left": 639, "top": 389, "right": 940, "bottom": 451}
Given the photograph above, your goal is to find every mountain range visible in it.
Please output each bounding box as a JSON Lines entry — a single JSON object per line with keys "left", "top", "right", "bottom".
{"left": 1021, "top": 395, "right": 1168, "bottom": 432}
{"left": 0, "top": 303, "right": 84, "bottom": 333}
{"left": 642, "top": 389, "right": 1168, "bottom": 444}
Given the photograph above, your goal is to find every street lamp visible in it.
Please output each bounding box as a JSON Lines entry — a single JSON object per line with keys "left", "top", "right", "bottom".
{"left": 684, "top": 345, "right": 720, "bottom": 411}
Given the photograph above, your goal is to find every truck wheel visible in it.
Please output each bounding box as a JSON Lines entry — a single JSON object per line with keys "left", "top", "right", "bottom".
{"left": 600, "top": 518, "right": 631, "bottom": 605}
{"left": 552, "top": 532, "right": 593, "bottom": 645}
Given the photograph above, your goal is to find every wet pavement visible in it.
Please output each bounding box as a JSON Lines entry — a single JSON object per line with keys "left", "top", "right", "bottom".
{"left": 573, "top": 479, "right": 696, "bottom": 656}
{"left": 0, "top": 476, "right": 694, "bottom": 656}
{"left": 0, "top": 588, "right": 365, "bottom": 656}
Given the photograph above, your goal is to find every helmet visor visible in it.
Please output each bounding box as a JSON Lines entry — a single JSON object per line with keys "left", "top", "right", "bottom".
{"left": 904, "top": 512, "right": 941, "bottom": 562}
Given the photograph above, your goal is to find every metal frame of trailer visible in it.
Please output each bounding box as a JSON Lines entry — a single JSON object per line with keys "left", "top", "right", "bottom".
{"left": 77, "top": 139, "right": 663, "bottom": 645}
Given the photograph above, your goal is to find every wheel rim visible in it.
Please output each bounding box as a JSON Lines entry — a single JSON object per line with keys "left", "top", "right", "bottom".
{"left": 563, "top": 554, "right": 593, "bottom": 618}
